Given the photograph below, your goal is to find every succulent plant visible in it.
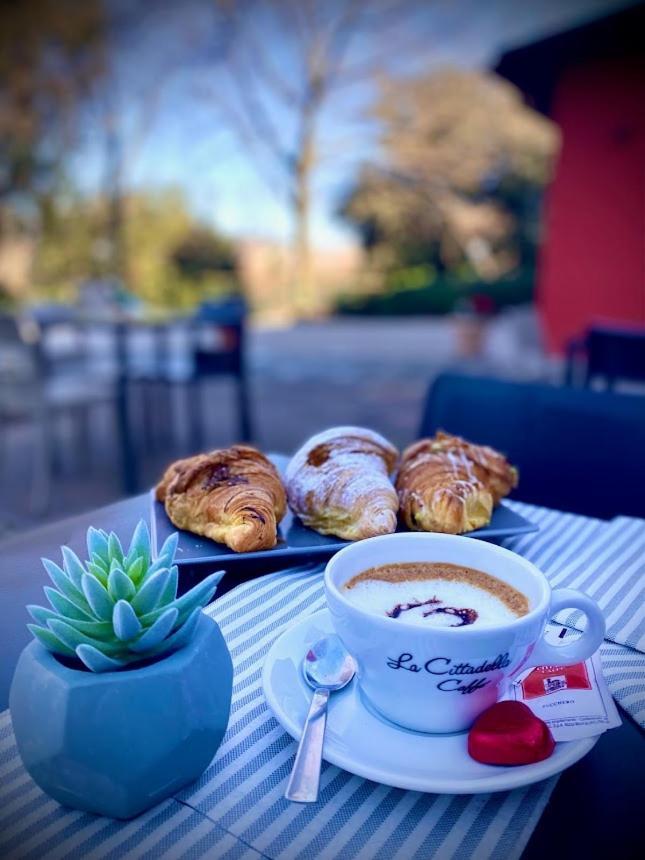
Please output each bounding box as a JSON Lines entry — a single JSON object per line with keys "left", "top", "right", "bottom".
{"left": 27, "top": 521, "right": 223, "bottom": 673}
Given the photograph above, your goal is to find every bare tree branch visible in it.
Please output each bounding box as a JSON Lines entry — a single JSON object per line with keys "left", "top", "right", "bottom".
{"left": 322, "top": 0, "right": 367, "bottom": 87}
{"left": 226, "top": 55, "right": 294, "bottom": 171}
{"left": 198, "top": 79, "right": 290, "bottom": 202}
{"left": 332, "top": 28, "right": 437, "bottom": 87}
{"left": 237, "top": 19, "right": 300, "bottom": 107}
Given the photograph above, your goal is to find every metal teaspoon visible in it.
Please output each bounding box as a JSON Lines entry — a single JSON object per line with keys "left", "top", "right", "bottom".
{"left": 284, "top": 634, "right": 356, "bottom": 803}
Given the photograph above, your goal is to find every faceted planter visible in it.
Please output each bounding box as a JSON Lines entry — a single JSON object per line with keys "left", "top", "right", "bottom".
{"left": 9, "top": 613, "right": 232, "bottom": 819}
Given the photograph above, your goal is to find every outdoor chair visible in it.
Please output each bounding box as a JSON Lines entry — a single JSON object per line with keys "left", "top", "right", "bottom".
{"left": 0, "top": 313, "right": 116, "bottom": 515}
{"left": 565, "top": 324, "right": 645, "bottom": 389}
{"left": 418, "top": 371, "right": 645, "bottom": 519}
{"left": 126, "top": 298, "right": 252, "bottom": 456}
{"left": 185, "top": 297, "right": 253, "bottom": 448}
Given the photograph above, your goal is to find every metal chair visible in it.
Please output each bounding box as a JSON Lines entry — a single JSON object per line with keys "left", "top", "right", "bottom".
{"left": 0, "top": 313, "right": 117, "bottom": 516}
{"left": 0, "top": 314, "right": 53, "bottom": 515}
{"left": 418, "top": 371, "right": 645, "bottom": 519}
{"left": 565, "top": 324, "right": 645, "bottom": 389}
{"left": 184, "top": 297, "right": 253, "bottom": 449}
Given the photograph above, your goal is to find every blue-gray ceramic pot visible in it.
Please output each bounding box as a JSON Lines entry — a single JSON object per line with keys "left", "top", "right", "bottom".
{"left": 9, "top": 613, "right": 232, "bottom": 819}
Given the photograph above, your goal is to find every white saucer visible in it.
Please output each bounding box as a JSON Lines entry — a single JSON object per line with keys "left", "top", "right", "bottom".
{"left": 262, "top": 609, "right": 598, "bottom": 794}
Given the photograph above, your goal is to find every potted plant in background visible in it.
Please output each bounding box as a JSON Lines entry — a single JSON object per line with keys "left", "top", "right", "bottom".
{"left": 10, "top": 521, "right": 232, "bottom": 819}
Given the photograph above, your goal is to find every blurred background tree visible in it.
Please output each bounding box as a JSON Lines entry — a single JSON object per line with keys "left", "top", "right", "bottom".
{"left": 0, "top": 0, "right": 106, "bottom": 302}
{"left": 338, "top": 68, "right": 559, "bottom": 315}
{"left": 199, "top": 0, "right": 436, "bottom": 316}
{"left": 0, "top": 0, "right": 240, "bottom": 311}
{"left": 0, "top": 0, "right": 105, "bottom": 201}
{"left": 32, "top": 189, "right": 240, "bottom": 308}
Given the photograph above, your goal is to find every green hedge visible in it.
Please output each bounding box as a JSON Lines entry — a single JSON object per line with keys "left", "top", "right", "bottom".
{"left": 335, "top": 270, "right": 535, "bottom": 317}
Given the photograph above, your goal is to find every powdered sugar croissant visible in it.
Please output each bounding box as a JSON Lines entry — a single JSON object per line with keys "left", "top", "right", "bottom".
{"left": 396, "top": 432, "right": 517, "bottom": 534}
{"left": 285, "top": 427, "right": 399, "bottom": 540}
{"left": 156, "top": 446, "right": 286, "bottom": 552}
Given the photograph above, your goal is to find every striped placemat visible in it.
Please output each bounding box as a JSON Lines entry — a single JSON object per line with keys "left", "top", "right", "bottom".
{"left": 599, "top": 641, "right": 645, "bottom": 729}
{"left": 1, "top": 504, "right": 642, "bottom": 859}
{"left": 0, "top": 785, "right": 263, "bottom": 860}
{"left": 503, "top": 504, "right": 645, "bottom": 654}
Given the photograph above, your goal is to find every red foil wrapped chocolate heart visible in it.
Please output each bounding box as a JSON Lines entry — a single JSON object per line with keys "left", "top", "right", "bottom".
{"left": 468, "top": 701, "right": 555, "bottom": 766}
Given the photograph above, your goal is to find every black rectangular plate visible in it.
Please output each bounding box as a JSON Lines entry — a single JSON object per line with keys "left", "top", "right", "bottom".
{"left": 150, "top": 454, "right": 538, "bottom": 566}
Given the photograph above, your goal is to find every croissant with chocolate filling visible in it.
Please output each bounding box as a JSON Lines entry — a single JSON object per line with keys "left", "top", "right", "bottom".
{"left": 156, "top": 446, "right": 286, "bottom": 552}
{"left": 396, "top": 432, "right": 517, "bottom": 534}
{"left": 285, "top": 427, "right": 399, "bottom": 540}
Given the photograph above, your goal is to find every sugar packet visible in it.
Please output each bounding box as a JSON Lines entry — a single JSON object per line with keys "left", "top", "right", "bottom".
{"left": 504, "top": 624, "right": 621, "bottom": 741}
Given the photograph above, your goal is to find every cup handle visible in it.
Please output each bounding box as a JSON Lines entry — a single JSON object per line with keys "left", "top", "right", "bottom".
{"left": 528, "top": 588, "right": 606, "bottom": 666}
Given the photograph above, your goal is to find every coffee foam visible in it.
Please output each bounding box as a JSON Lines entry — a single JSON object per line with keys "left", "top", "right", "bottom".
{"left": 343, "top": 562, "right": 528, "bottom": 628}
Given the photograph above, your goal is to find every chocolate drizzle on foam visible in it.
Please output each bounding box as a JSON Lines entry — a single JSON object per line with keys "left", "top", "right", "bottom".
{"left": 386, "top": 596, "right": 478, "bottom": 627}
{"left": 427, "top": 606, "right": 479, "bottom": 626}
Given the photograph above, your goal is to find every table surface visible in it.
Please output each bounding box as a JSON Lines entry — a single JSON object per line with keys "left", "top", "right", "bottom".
{"left": 0, "top": 495, "right": 642, "bottom": 858}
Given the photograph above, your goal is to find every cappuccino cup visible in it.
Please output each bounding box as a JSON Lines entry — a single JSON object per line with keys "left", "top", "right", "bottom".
{"left": 324, "top": 532, "right": 606, "bottom": 733}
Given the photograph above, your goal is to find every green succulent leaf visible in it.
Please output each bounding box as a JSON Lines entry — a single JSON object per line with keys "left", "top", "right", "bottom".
{"left": 126, "top": 556, "right": 145, "bottom": 585}
{"left": 91, "top": 555, "right": 109, "bottom": 572}
{"left": 44, "top": 587, "right": 93, "bottom": 621}
{"left": 172, "top": 571, "right": 223, "bottom": 624}
{"left": 139, "top": 570, "right": 223, "bottom": 629}
{"left": 87, "top": 561, "right": 108, "bottom": 586}
{"left": 142, "top": 556, "right": 169, "bottom": 580}
{"left": 112, "top": 600, "right": 142, "bottom": 641}
{"left": 57, "top": 616, "right": 114, "bottom": 639}
{"left": 28, "top": 624, "right": 76, "bottom": 657}
{"left": 109, "top": 557, "right": 124, "bottom": 576}
{"left": 128, "top": 520, "right": 151, "bottom": 568}
{"left": 47, "top": 618, "right": 122, "bottom": 655}
{"left": 27, "top": 605, "right": 60, "bottom": 626}
{"left": 148, "top": 606, "right": 201, "bottom": 658}
{"left": 107, "top": 567, "right": 136, "bottom": 602}
{"left": 61, "top": 547, "right": 86, "bottom": 591}
{"left": 81, "top": 573, "right": 115, "bottom": 621}
{"left": 31, "top": 607, "right": 114, "bottom": 639}
{"left": 130, "top": 568, "right": 170, "bottom": 615}
{"left": 136, "top": 533, "right": 177, "bottom": 585}
{"left": 42, "top": 557, "right": 85, "bottom": 600}
{"left": 158, "top": 532, "right": 178, "bottom": 565}
{"left": 107, "top": 532, "right": 124, "bottom": 565}
{"left": 129, "top": 608, "right": 178, "bottom": 653}
{"left": 76, "top": 644, "right": 127, "bottom": 673}
{"left": 87, "top": 527, "right": 109, "bottom": 563}
{"left": 159, "top": 565, "right": 178, "bottom": 605}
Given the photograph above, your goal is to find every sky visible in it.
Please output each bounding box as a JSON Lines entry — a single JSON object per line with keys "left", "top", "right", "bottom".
{"left": 71, "top": 0, "right": 637, "bottom": 250}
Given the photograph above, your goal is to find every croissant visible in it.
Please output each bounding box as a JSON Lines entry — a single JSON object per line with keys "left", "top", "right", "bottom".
{"left": 156, "top": 446, "right": 286, "bottom": 552}
{"left": 396, "top": 433, "right": 517, "bottom": 534}
{"left": 428, "top": 431, "right": 518, "bottom": 505}
{"left": 285, "top": 427, "right": 399, "bottom": 540}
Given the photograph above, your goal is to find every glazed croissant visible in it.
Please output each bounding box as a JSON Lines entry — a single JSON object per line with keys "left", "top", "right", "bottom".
{"left": 156, "top": 446, "right": 286, "bottom": 552}
{"left": 428, "top": 431, "right": 518, "bottom": 505}
{"left": 285, "top": 427, "right": 399, "bottom": 540}
{"left": 396, "top": 432, "right": 517, "bottom": 534}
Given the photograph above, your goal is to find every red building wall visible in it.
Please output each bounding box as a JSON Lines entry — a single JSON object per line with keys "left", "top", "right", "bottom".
{"left": 538, "top": 56, "right": 645, "bottom": 353}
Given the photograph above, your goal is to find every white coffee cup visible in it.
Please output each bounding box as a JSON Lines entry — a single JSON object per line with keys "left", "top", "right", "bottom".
{"left": 324, "top": 532, "right": 606, "bottom": 733}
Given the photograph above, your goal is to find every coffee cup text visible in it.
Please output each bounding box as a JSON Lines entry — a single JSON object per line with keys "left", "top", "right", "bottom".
{"left": 386, "top": 652, "right": 511, "bottom": 695}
